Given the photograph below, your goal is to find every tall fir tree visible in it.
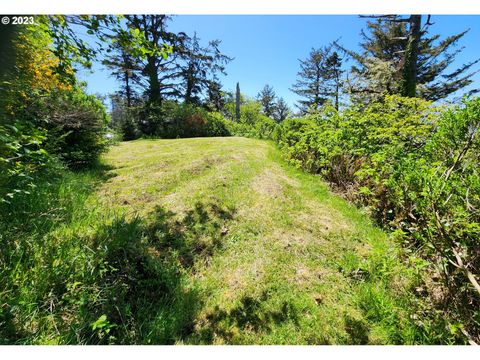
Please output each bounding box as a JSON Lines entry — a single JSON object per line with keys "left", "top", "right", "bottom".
{"left": 235, "top": 82, "right": 241, "bottom": 121}
{"left": 205, "top": 80, "right": 226, "bottom": 112}
{"left": 273, "top": 97, "right": 290, "bottom": 123}
{"left": 324, "top": 51, "right": 344, "bottom": 110}
{"left": 290, "top": 45, "right": 344, "bottom": 113}
{"left": 124, "top": 15, "right": 187, "bottom": 105}
{"left": 103, "top": 43, "right": 141, "bottom": 108}
{"left": 257, "top": 84, "right": 277, "bottom": 118}
{"left": 180, "top": 32, "right": 232, "bottom": 105}
{"left": 343, "top": 15, "right": 480, "bottom": 103}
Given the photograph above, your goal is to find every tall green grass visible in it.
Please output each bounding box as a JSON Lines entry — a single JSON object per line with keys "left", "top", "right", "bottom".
{"left": 0, "top": 163, "right": 198, "bottom": 344}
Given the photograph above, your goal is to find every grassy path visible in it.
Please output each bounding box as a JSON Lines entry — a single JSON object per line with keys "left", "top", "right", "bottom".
{"left": 95, "top": 137, "right": 417, "bottom": 344}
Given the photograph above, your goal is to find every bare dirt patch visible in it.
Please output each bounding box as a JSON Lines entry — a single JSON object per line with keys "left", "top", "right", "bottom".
{"left": 224, "top": 257, "right": 266, "bottom": 300}
{"left": 186, "top": 155, "right": 227, "bottom": 175}
{"left": 269, "top": 228, "right": 315, "bottom": 248}
{"left": 301, "top": 199, "right": 351, "bottom": 232}
{"left": 278, "top": 172, "right": 300, "bottom": 188}
{"left": 251, "top": 169, "right": 284, "bottom": 198}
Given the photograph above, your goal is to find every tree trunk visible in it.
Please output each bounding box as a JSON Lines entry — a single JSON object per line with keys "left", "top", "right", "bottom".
{"left": 401, "top": 15, "right": 422, "bottom": 97}
{"left": 146, "top": 56, "right": 161, "bottom": 104}
{"left": 235, "top": 82, "right": 241, "bottom": 121}
{"left": 335, "top": 70, "right": 339, "bottom": 111}
{"left": 124, "top": 69, "right": 132, "bottom": 108}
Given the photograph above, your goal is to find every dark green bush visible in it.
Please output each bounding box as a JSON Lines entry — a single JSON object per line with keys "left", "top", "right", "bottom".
{"left": 0, "top": 121, "right": 57, "bottom": 204}
{"left": 43, "top": 88, "right": 109, "bottom": 168}
{"left": 114, "top": 98, "right": 277, "bottom": 141}
{"left": 133, "top": 102, "right": 231, "bottom": 139}
{"left": 275, "top": 95, "right": 480, "bottom": 342}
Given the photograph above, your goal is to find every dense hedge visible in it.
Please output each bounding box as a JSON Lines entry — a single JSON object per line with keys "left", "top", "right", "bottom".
{"left": 115, "top": 100, "right": 277, "bottom": 141}
{"left": 116, "top": 102, "right": 231, "bottom": 140}
{"left": 274, "top": 95, "right": 480, "bottom": 341}
{"left": 45, "top": 88, "right": 110, "bottom": 168}
{"left": 1, "top": 24, "right": 110, "bottom": 202}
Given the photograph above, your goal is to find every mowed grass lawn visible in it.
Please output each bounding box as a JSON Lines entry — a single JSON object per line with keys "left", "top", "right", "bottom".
{"left": 90, "top": 137, "right": 420, "bottom": 344}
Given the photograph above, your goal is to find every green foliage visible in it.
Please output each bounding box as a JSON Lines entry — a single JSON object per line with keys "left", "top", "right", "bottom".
{"left": 135, "top": 102, "right": 231, "bottom": 139}
{"left": 44, "top": 87, "right": 110, "bottom": 168}
{"left": 274, "top": 95, "right": 480, "bottom": 342}
{"left": 291, "top": 45, "right": 344, "bottom": 113}
{"left": 345, "top": 16, "right": 480, "bottom": 103}
{"left": 224, "top": 99, "right": 278, "bottom": 140}
{"left": 0, "top": 122, "right": 57, "bottom": 203}
{"left": 0, "top": 165, "right": 197, "bottom": 344}
{"left": 275, "top": 96, "right": 435, "bottom": 185}
{"left": 384, "top": 98, "right": 480, "bottom": 337}
{"left": 111, "top": 97, "right": 278, "bottom": 142}
{"left": 257, "top": 84, "right": 276, "bottom": 118}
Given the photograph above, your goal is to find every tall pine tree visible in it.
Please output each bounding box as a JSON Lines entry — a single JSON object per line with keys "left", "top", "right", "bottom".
{"left": 123, "top": 15, "right": 187, "bottom": 105}
{"left": 180, "top": 32, "right": 232, "bottom": 105}
{"left": 257, "top": 84, "right": 277, "bottom": 118}
{"left": 290, "top": 45, "right": 344, "bottom": 113}
{"left": 274, "top": 97, "right": 290, "bottom": 123}
{"left": 103, "top": 41, "right": 141, "bottom": 108}
{"left": 343, "top": 15, "right": 480, "bottom": 102}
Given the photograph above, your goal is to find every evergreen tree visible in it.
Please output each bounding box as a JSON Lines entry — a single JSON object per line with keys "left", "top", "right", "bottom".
{"left": 343, "top": 15, "right": 480, "bottom": 102}
{"left": 180, "top": 32, "right": 232, "bottom": 105}
{"left": 324, "top": 51, "right": 344, "bottom": 110}
{"left": 290, "top": 45, "right": 344, "bottom": 113}
{"left": 205, "top": 80, "right": 226, "bottom": 112}
{"left": 103, "top": 42, "right": 141, "bottom": 108}
{"left": 235, "top": 82, "right": 241, "bottom": 121}
{"left": 273, "top": 97, "right": 290, "bottom": 123}
{"left": 257, "top": 84, "right": 277, "bottom": 118}
{"left": 124, "top": 15, "right": 186, "bottom": 105}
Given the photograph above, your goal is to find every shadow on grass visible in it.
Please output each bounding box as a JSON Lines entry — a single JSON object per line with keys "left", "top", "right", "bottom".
{"left": 1, "top": 185, "right": 238, "bottom": 344}
{"left": 70, "top": 200, "right": 238, "bottom": 344}
{"left": 344, "top": 315, "right": 370, "bottom": 344}
{"left": 193, "top": 290, "right": 300, "bottom": 343}
{"left": 146, "top": 202, "right": 236, "bottom": 269}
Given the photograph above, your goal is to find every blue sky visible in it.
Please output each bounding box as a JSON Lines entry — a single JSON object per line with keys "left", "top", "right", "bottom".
{"left": 78, "top": 15, "right": 480, "bottom": 109}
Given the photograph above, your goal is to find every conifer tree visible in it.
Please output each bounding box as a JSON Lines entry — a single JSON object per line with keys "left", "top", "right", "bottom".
{"left": 257, "top": 84, "right": 277, "bottom": 118}
{"left": 205, "top": 80, "right": 226, "bottom": 112}
{"left": 235, "top": 82, "right": 241, "bottom": 121}
{"left": 324, "top": 51, "right": 344, "bottom": 110}
{"left": 290, "top": 45, "right": 344, "bottom": 113}
{"left": 274, "top": 97, "right": 290, "bottom": 123}
{"left": 343, "top": 15, "right": 479, "bottom": 102}
{"left": 123, "top": 15, "right": 186, "bottom": 105}
{"left": 103, "top": 43, "right": 141, "bottom": 108}
{"left": 180, "top": 32, "right": 232, "bottom": 105}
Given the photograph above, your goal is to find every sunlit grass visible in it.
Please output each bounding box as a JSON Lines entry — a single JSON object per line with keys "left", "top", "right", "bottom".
{"left": 0, "top": 137, "right": 452, "bottom": 344}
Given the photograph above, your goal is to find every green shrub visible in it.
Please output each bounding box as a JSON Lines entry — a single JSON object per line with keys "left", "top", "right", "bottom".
{"left": 275, "top": 96, "right": 436, "bottom": 196}
{"left": 134, "top": 102, "right": 231, "bottom": 139}
{"left": 274, "top": 95, "right": 480, "bottom": 342}
{"left": 205, "top": 112, "right": 231, "bottom": 137}
{"left": 384, "top": 98, "right": 480, "bottom": 339}
{"left": 114, "top": 98, "right": 276, "bottom": 141}
{"left": 223, "top": 100, "right": 277, "bottom": 140}
{"left": 44, "top": 88, "right": 110, "bottom": 168}
{"left": 0, "top": 122, "right": 57, "bottom": 204}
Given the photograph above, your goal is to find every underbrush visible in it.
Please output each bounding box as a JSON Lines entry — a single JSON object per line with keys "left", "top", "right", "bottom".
{"left": 114, "top": 100, "right": 277, "bottom": 142}
{"left": 274, "top": 95, "right": 480, "bottom": 343}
